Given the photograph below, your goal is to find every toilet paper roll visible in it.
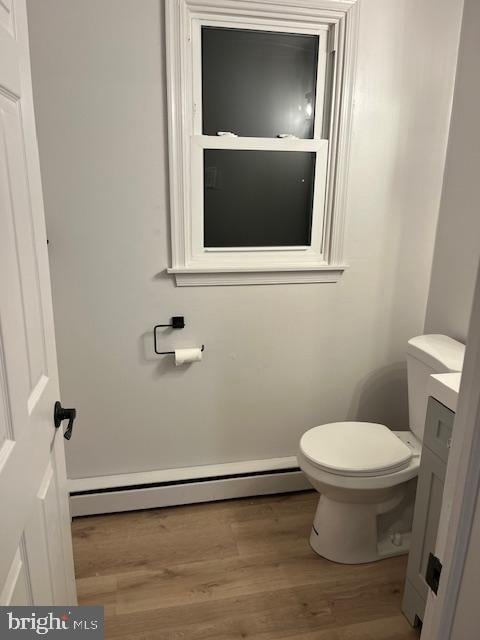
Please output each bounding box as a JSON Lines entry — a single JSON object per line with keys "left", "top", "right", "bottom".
{"left": 174, "top": 347, "right": 203, "bottom": 366}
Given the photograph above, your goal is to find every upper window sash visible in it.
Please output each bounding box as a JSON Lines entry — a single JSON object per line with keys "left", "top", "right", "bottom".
{"left": 191, "top": 19, "right": 330, "bottom": 141}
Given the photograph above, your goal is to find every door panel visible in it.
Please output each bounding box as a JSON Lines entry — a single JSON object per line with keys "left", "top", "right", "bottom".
{"left": 24, "top": 435, "right": 76, "bottom": 605}
{"left": 36, "top": 462, "right": 66, "bottom": 603}
{"left": 0, "top": 545, "right": 33, "bottom": 606}
{"left": 0, "top": 0, "right": 14, "bottom": 34}
{"left": 0, "top": 0, "right": 76, "bottom": 605}
{"left": 0, "top": 345, "right": 13, "bottom": 451}
{"left": 1, "top": 92, "right": 48, "bottom": 396}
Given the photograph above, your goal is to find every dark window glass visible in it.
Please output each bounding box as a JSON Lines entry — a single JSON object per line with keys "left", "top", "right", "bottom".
{"left": 202, "top": 27, "right": 319, "bottom": 139}
{"left": 204, "top": 150, "right": 315, "bottom": 247}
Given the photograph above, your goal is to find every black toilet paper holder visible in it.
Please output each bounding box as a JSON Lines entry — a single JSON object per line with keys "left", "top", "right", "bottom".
{"left": 153, "top": 317, "right": 205, "bottom": 355}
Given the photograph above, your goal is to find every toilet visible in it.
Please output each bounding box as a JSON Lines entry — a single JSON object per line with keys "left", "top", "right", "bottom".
{"left": 298, "top": 334, "right": 465, "bottom": 564}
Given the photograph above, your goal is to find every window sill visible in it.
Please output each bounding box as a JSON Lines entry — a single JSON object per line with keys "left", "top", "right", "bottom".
{"left": 167, "top": 264, "right": 348, "bottom": 286}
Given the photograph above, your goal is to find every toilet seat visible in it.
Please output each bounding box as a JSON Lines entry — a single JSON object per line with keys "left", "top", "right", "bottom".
{"left": 299, "top": 422, "right": 412, "bottom": 478}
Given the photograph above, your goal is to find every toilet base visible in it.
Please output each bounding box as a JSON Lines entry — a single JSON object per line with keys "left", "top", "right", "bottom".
{"left": 309, "top": 492, "right": 412, "bottom": 564}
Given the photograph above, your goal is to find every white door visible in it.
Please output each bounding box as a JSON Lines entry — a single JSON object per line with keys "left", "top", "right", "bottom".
{"left": 0, "top": 0, "right": 77, "bottom": 605}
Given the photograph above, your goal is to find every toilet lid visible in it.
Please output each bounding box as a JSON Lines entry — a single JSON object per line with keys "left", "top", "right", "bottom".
{"left": 300, "top": 422, "right": 412, "bottom": 477}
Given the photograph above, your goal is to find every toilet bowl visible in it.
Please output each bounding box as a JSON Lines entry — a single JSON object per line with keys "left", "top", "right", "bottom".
{"left": 298, "top": 335, "right": 465, "bottom": 564}
{"left": 299, "top": 424, "right": 421, "bottom": 563}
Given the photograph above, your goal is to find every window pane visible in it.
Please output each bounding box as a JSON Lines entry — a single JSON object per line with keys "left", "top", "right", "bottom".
{"left": 204, "top": 150, "right": 315, "bottom": 247}
{"left": 202, "top": 27, "right": 319, "bottom": 139}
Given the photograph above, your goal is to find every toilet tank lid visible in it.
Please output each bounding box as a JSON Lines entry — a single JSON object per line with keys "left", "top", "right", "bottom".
{"left": 407, "top": 334, "right": 465, "bottom": 373}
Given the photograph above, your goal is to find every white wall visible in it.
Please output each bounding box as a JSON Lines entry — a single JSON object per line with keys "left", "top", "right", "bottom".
{"left": 425, "top": 0, "right": 479, "bottom": 344}
{"left": 27, "top": 0, "right": 462, "bottom": 481}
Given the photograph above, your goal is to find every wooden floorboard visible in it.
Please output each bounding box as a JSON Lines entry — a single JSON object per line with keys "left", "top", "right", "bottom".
{"left": 71, "top": 491, "right": 418, "bottom": 640}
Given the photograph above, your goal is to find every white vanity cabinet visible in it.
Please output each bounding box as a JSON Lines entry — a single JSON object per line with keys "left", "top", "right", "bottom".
{"left": 402, "top": 396, "right": 455, "bottom": 628}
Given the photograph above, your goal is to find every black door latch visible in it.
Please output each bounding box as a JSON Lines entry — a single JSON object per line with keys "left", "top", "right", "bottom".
{"left": 54, "top": 401, "right": 77, "bottom": 440}
{"left": 426, "top": 552, "right": 442, "bottom": 594}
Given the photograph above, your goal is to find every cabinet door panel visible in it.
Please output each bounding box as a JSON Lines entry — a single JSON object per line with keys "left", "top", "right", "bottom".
{"left": 405, "top": 447, "right": 446, "bottom": 606}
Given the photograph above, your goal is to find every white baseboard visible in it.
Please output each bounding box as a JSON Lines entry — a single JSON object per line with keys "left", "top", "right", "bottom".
{"left": 69, "top": 457, "right": 312, "bottom": 517}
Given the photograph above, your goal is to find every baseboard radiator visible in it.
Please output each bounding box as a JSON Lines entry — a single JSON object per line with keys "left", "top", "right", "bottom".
{"left": 69, "top": 457, "right": 311, "bottom": 517}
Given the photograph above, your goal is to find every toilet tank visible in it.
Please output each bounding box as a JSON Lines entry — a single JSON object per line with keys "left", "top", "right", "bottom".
{"left": 407, "top": 334, "right": 465, "bottom": 441}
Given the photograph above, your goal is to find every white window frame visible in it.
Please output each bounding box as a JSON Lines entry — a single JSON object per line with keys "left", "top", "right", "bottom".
{"left": 165, "top": 0, "right": 360, "bottom": 286}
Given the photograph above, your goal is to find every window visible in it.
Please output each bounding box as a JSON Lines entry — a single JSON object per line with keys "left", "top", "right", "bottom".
{"left": 165, "top": 0, "right": 360, "bottom": 286}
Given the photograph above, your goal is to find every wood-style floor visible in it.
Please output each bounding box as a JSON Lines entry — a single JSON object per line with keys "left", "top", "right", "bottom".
{"left": 72, "top": 491, "right": 418, "bottom": 640}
